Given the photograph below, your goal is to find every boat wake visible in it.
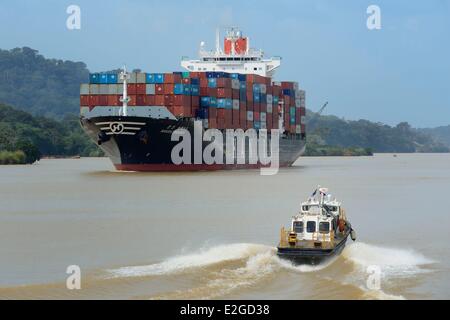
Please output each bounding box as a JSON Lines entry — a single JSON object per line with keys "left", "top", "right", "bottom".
{"left": 105, "top": 242, "right": 435, "bottom": 300}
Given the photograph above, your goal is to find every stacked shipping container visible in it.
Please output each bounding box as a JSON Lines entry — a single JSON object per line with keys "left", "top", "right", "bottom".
{"left": 81, "top": 71, "right": 306, "bottom": 135}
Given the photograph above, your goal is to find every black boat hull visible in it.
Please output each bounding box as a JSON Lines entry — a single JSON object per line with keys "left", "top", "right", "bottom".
{"left": 277, "top": 232, "right": 349, "bottom": 265}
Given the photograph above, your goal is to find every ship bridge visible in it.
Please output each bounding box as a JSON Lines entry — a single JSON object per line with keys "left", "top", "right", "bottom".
{"left": 181, "top": 27, "right": 281, "bottom": 77}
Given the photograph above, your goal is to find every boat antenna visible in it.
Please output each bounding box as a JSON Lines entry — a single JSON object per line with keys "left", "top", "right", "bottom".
{"left": 119, "top": 65, "right": 130, "bottom": 116}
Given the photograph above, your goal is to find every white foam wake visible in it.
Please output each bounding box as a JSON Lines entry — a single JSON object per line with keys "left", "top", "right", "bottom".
{"left": 107, "top": 243, "right": 273, "bottom": 278}
{"left": 342, "top": 242, "right": 435, "bottom": 278}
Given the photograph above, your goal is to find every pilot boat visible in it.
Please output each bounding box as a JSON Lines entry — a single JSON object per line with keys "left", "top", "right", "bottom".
{"left": 277, "top": 187, "right": 356, "bottom": 265}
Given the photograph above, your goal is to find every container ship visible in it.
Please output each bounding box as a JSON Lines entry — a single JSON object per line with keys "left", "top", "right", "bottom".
{"left": 79, "top": 28, "right": 306, "bottom": 171}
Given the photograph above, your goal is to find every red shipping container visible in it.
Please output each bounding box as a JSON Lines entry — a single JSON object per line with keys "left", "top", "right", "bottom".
{"left": 296, "top": 112, "right": 301, "bottom": 124}
{"left": 164, "top": 94, "right": 175, "bottom": 106}
{"left": 198, "top": 72, "right": 208, "bottom": 79}
{"left": 164, "top": 73, "right": 181, "bottom": 83}
{"left": 107, "top": 95, "right": 120, "bottom": 106}
{"left": 254, "top": 111, "right": 260, "bottom": 122}
{"left": 246, "top": 74, "right": 265, "bottom": 84}
{"left": 265, "top": 77, "right": 272, "bottom": 86}
{"left": 136, "top": 95, "right": 146, "bottom": 105}
{"left": 189, "top": 72, "right": 200, "bottom": 78}
{"left": 207, "top": 88, "right": 217, "bottom": 97}
{"left": 217, "top": 88, "right": 232, "bottom": 98}
{"left": 155, "top": 95, "right": 165, "bottom": 106}
{"left": 128, "top": 95, "right": 137, "bottom": 106}
{"left": 239, "top": 101, "right": 247, "bottom": 111}
{"left": 155, "top": 84, "right": 164, "bottom": 94}
{"left": 164, "top": 84, "right": 174, "bottom": 95}
{"left": 301, "top": 124, "right": 306, "bottom": 133}
{"left": 89, "top": 95, "right": 99, "bottom": 106}
{"left": 281, "top": 82, "right": 295, "bottom": 90}
{"left": 260, "top": 103, "right": 267, "bottom": 113}
{"left": 98, "top": 95, "right": 108, "bottom": 106}
{"left": 200, "top": 78, "right": 209, "bottom": 87}
{"left": 146, "top": 95, "right": 155, "bottom": 105}
{"left": 173, "top": 95, "right": 191, "bottom": 107}
{"left": 136, "top": 84, "right": 146, "bottom": 95}
{"left": 246, "top": 89, "right": 253, "bottom": 102}
{"left": 171, "top": 105, "right": 191, "bottom": 117}
{"left": 267, "top": 116, "right": 273, "bottom": 130}
{"left": 300, "top": 107, "right": 306, "bottom": 116}
{"left": 232, "top": 89, "right": 240, "bottom": 100}
{"left": 127, "top": 84, "right": 137, "bottom": 95}
{"left": 246, "top": 100, "right": 254, "bottom": 111}
{"left": 200, "top": 87, "right": 208, "bottom": 96}
{"left": 80, "top": 95, "right": 89, "bottom": 106}
{"left": 254, "top": 102, "right": 260, "bottom": 113}
{"left": 232, "top": 110, "right": 240, "bottom": 127}
{"left": 266, "top": 85, "right": 273, "bottom": 95}
{"left": 246, "top": 121, "right": 253, "bottom": 129}
{"left": 191, "top": 96, "right": 199, "bottom": 108}
{"left": 217, "top": 78, "right": 231, "bottom": 88}
{"left": 240, "top": 110, "right": 247, "bottom": 122}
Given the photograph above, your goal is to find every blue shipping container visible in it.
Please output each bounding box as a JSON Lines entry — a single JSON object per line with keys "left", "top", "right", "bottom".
{"left": 253, "top": 84, "right": 261, "bottom": 93}
{"left": 99, "top": 73, "right": 108, "bottom": 84}
{"left": 210, "top": 97, "right": 217, "bottom": 107}
{"left": 145, "top": 73, "right": 154, "bottom": 83}
{"left": 89, "top": 73, "right": 100, "bottom": 84}
{"left": 191, "top": 85, "right": 199, "bottom": 96}
{"left": 225, "top": 99, "right": 232, "bottom": 109}
{"left": 253, "top": 93, "right": 261, "bottom": 103}
{"left": 200, "top": 97, "right": 211, "bottom": 107}
{"left": 207, "top": 78, "right": 217, "bottom": 88}
{"left": 254, "top": 121, "right": 261, "bottom": 129}
{"left": 217, "top": 98, "right": 226, "bottom": 109}
{"left": 283, "top": 89, "right": 294, "bottom": 97}
{"left": 154, "top": 73, "right": 164, "bottom": 84}
{"left": 191, "top": 78, "right": 199, "bottom": 85}
{"left": 174, "top": 84, "right": 185, "bottom": 95}
{"left": 107, "top": 73, "right": 118, "bottom": 84}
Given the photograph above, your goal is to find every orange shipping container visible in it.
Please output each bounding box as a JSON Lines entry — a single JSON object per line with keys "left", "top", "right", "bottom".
{"left": 136, "top": 84, "right": 146, "bottom": 95}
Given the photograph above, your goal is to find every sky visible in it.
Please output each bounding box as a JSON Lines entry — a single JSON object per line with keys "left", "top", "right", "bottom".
{"left": 1, "top": 0, "right": 449, "bottom": 127}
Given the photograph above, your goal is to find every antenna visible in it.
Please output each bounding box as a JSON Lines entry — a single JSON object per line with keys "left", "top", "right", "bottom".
{"left": 119, "top": 66, "right": 130, "bottom": 116}
{"left": 215, "top": 28, "right": 220, "bottom": 54}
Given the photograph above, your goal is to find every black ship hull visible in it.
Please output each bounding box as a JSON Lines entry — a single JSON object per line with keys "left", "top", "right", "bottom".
{"left": 80, "top": 110, "right": 306, "bottom": 172}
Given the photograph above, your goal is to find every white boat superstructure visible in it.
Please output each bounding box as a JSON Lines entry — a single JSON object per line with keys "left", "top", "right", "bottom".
{"left": 181, "top": 27, "right": 281, "bottom": 77}
{"left": 291, "top": 187, "right": 346, "bottom": 242}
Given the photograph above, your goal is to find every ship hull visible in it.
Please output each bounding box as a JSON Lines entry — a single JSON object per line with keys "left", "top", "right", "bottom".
{"left": 80, "top": 113, "right": 306, "bottom": 172}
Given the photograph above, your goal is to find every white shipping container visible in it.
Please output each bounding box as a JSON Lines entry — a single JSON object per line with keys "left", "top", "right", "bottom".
{"left": 295, "top": 99, "right": 301, "bottom": 108}
{"left": 108, "top": 84, "right": 118, "bottom": 95}
{"left": 146, "top": 84, "right": 155, "bottom": 95}
{"left": 80, "top": 84, "right": 89, "bottom": 95}
{"left": 260, "top": 84, "right": 267, "bottom": 94}
{"left": 117, "top": 84, "right": 124, "bottom": 95}
{"left": 261, "top": 122, "right": 267, "bottom": 129}
{"left": 202, "top": 119, "right": 209, "bottom": 129}
{"left": 247, "top": 111, "right": 254, "bottom": 121}
{"left": 260, "top": 112, "right": 267, "bottom": 122}
{"left": 136, "top": 72, "right": 146, "bottom": 83}
{"left": 120, "top": 72, "right": 137, "bottom": 83}
{"left": 266, "top": 94, "right": 273, "bottom": 104}
{"left": 296, "top": 125, "right": 301, "bottom": 134}
{"left": 232, "top": 99, "right": 240, "bottom": 110}
{"left": 267, "top": 103, "right": 273, "bottom": 113}
{"left": 99, "top": 84, "right": 109, "bottom": 95}
{"left": 89, "top": 84, "right": 99, "bottom": 95}
{"left": 293, "top": 82, "right": 299, "bottom": 90}
{"left": 231, "top": 79, "right": 240, "bottom": 90}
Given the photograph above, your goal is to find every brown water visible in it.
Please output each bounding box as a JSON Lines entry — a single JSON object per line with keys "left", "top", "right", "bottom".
{"left": 0, "top": 154, "right": 448, "bottom": 299}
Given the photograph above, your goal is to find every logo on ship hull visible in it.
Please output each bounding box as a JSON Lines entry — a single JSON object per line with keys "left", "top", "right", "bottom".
{"left": 95, "top": 121, "right": 146, "bottom": 135}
